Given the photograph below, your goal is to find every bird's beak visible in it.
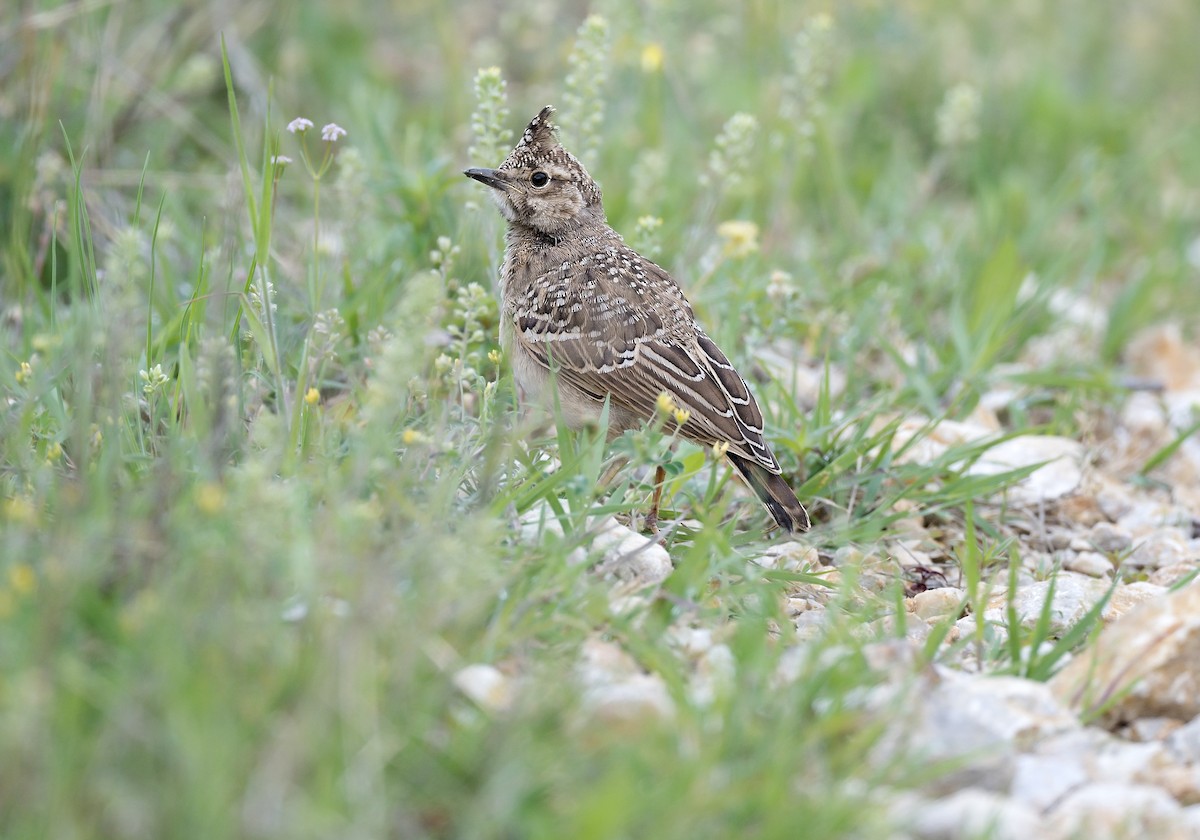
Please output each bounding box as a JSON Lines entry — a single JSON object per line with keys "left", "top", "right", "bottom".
{"left": 463, "top": 167, "right": 508, "bottom": 191}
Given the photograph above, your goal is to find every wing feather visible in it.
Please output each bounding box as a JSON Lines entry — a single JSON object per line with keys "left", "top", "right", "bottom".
{"left": 510, "top": 247, "right": 781, "bottom": 472}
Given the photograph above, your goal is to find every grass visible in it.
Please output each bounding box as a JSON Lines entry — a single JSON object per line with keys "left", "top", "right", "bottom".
{"left": 3, "top": 0, "right": 1200, "bottom": 836}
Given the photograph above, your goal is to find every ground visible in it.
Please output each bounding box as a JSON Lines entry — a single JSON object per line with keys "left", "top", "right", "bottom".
{"left": 2, "top": 1, "right": 1200, "bottom": 837}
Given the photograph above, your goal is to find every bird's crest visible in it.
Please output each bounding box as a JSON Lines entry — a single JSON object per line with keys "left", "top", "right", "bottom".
{"left": 498, "top": 105, "right": 602, "bottom": 208}
{"left": 500, "top": 106, "right": 562, "bottom": 169}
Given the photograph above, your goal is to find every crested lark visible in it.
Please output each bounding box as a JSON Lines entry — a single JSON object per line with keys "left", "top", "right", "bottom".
{"left": 465, "top": 106, "right": 810, "bottom": 533}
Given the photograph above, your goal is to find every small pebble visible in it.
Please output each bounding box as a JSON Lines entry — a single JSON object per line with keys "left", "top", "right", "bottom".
{"left": 1129, "top": 530, "right": 1187, "bottom": 569}
{"left": 1047, "top": 530, "right": 1074, "bottom": 551}
{"left": 909, "top": 587, "right": 965, "bottom": 621}
{"left": 453, "top": 664, "right": 513, "bottom": 713}
{"left": 1148, "top": 562, "right": 1200, "bottom": 587}
{"left": 1089, "top": 521, "right": 1133, "bottom": 553}
{"left": 1063, "top": 551, "right": 1113, "bottom": 578}
{"left": 751, "top": 540, "right": 818, "bottom": 571}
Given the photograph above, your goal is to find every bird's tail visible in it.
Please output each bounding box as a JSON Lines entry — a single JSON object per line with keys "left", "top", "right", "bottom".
{"left": 728, "top": 454, "right": 811, "bottom": 533}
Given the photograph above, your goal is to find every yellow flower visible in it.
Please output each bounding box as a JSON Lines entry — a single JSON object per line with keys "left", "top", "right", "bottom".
{"left": 8, "top": 564, "right": 36, "bottom": 596}
{"left": 641, "top": 42, "right": 664, "bottom": 74}
{"left": 717, "top": 220, "right": 759, "bottom": 258}
{"left": 2, "top": 497, "right": 37, "bottom": 525}
{"left": 305, "top": 387, "right": 320, "bottom": 405}
{"left": 656, "top": 391, "right": 679, "bottom": 416}
{"left": 401, "top": 428, "right": 428, "bottom": 445}
{"left": 45, "top": 442, "right": 63, "bottom": 462}
{"left": 673, "top": 407, "right": 691, "bottom": 425}
{"left": 488, "top": 349, "right": 502, "bottom": 365}
{"left": 15, "top": 361, "right": 32, "bottom": 384}
{"left": 31, "top": 333, "right": 61, "bottom": 352}
{"left": 195, "top": 482, "right": 226, "bottom": 515}
{"left": 711, "top": 441, "right": 731, "bottom": 458}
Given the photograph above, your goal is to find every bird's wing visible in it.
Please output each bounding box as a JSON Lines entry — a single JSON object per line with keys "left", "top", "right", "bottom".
{"left": 509, "top": 244, "right": 781, "bottom": 472}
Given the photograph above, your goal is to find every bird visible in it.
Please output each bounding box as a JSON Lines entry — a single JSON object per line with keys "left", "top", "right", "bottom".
{"left": 464, "top": 106, "right": 810, "bottom": 533}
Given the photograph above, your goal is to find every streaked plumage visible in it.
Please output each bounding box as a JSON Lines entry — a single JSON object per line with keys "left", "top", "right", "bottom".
{"left": 465, "top": 106, "right": 809, "bottom": 532}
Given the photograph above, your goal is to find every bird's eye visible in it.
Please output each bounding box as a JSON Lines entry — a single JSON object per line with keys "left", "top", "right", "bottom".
{"left": 531, "top": 171, "right": 550, "bottom": 188}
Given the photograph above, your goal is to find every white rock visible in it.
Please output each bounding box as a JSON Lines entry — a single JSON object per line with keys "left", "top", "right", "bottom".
{"left": 774, "top": 645, "right": 808, "bottom": 686}
{"left": 909, "top": 587, "right": 965, "bottom": 621}
{"left": 578, "top": 638, "right": 675, "bottom": 727}
{"left": 1126, "top": 323, "right": 1200, "bottom": 391}
{"left": 754, "top": 340, "right": 846, "bottom": 408}
{"left": 1120, "top": 502, "right": 1189, "bottom": 537}
{"left": 793, "top": 609, "right": 829, "bottom": 640}
{"left": 1029, "top": 727, "right": 1187, "bottom": 800}
{"left": 589, "top": 516, "right": 673, "bottom": 585}
{"left": 785, "top": 596, "right": 819, "bottom": 616}
{"left": 1096, "top": 482, "right": 1136, "bottom": 521}
{"left": 1122, "top": 390, "right": 1169, "bottom": 436}
{"left": 1051, "top": 582, "right": 1200, "bottom": 725}
{"left": 1167, "top": 714, "right": 1200, "bottom": 765}
{"left": 936, "top": 669, "right": 1080, "bottom": 744}
{"left": 518, "top": 500, "right": 566, "bottom": 540}
{"left": 668, "top": 626, "right": 716, "bottom": 657}
{"left": 1010, "top": 754, "right": 1089, "bottom": 812}
{"left": 967, "top": 435, "right": 1084, "bottom": 505}
{"left": 880, "top": 668, "right": 1078, "bottom": 796}
{"left": 869, "top": 613, "right": 934, "bottom": 644}
{"left": 1128, "top": 717, "right": 1185, "bottom": 744}
{"left": 889, "top": 417, "right": 994, "bottom": 466}
{"left": 861, "top": 639, "right": 925, "bottom": 678}
{"left": 1064, "top": 551, "right": 1113, "bottom": 578}
{"left": 751, "top": 540, "right": 818, "bottom": 571}
{"left": 1146, "top": 764, "right": 1200, "bottom": 809}
{"left": 1166, "top": 389, "right": 1200, "bottom": 429}
{"left": 689, "top": 643, "right": 735, "bottom": 707}
{"left": 607, "top": 593, "right": 650, "bottom": 615}
{"left": 832, "top": 545, "right": 868, "bottom": 566}
{"left": 579, "top": 637, "right": 641, "bottom": 680}
{"left": 1047, "top": 529, "right": 1074, "bottom": 551}
{"left": 453, "top": 664, "right": 513, "bottom": 713}
{"left": 905, "top": 788, "right": 1044, "bottom": 840}
{"left": 1105, "top": 581, "right": 1168, "bottom": 621}
{"left": 889, "top": 513, "right": 931, "bottom": 538}
{"left": 1087, "top": 738, "right": 1168, "bottom": 785}
{"left": 1045, "top": 782, "right": 1192, "bottom": 840}
{"left": 1130, "top": 529, "right": 1189, "bottom": 569}
{"left": 1185, "top": 805, "right": 1200, "bottom": 835}
{"left": 1151, "top": 562, "right": 1200, "bottom": 587}
{"left": 1064, "top": 731, "right": 1200, "bottom": 806}
{"left": 518, "top": 500, "right": 588, "bottom": 564}
{"left": 1089, "top": 521, "right": 1133, "bottom": 553}
{"left": 982, "top": 573, "right": 1111, "bottom": 635}
{"left": 894, "top": 541, "right": 936, "bottom": 569}
{"left": 955, "top": 615, "right": 1009, "bottom": 649}
{"left": 581, "top": 675, "right": 675, "bottom": 727}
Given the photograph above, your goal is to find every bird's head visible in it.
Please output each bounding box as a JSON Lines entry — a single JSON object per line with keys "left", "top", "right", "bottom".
{"left": 464, "top": 106, "right": 606, "bottom": 236}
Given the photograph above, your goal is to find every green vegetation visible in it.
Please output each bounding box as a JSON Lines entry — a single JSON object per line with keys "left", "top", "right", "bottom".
{"left": 2, "top": 1, "right": 1198, "bottom": 836}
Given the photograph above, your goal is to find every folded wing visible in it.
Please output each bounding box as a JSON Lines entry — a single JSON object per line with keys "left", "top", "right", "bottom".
{"left": 510, "top": 244, "right": 781, "bottom": 474}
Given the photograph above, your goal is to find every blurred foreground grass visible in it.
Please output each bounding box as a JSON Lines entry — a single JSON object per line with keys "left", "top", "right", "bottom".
{"left": 2, "top": 0, "right": 1200, "bottom": 836}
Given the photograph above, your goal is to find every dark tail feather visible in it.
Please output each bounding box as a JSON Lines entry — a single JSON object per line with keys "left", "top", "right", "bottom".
{"left": 728, "top": 454, "right": 811, "bottom": 533}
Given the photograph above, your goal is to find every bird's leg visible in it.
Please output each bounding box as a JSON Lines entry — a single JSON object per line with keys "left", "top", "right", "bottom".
{"left": 644, "top": 463, "right": 666, "bottom": 534}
